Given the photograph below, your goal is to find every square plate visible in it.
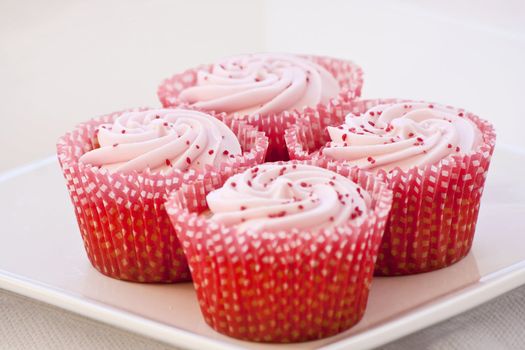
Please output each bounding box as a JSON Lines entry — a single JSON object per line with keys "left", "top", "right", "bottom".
{"left": 1, "top": 145, "right": 524, "bottom": 350}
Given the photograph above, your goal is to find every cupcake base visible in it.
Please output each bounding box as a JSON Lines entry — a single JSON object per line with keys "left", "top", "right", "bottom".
{"left": 285, "top": 99, "right": 496, "bottom": 275}
{"left": 157, "top": 55, "right": 364, "bottom": 162}
{"left": 57, "top": 107, "right": 268, "bottom": 283}
{"left": 166, "top": 159, "right": 392, "bottom": 342}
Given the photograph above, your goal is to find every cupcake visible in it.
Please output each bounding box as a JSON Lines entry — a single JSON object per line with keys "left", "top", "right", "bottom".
{"left": 165, "top": 160, "right": 392, "bottom": 342}
{"left": 285, "top": 99, "right": 496, "bottom": 275}
{"left": 157, "top": 53, "right": 363, "bottom": 161}
{"left": 57, "top": 107, "right": 268, "bottom": 282}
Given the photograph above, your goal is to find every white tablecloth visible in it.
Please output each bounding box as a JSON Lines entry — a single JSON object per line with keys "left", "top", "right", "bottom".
{"left": 1, "top": 285, "right": 524, "bottom": 350}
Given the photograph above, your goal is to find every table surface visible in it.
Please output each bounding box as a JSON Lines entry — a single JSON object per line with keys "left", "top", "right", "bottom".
{"left": 2, "top": 286, "right": 525, "bottom": 350}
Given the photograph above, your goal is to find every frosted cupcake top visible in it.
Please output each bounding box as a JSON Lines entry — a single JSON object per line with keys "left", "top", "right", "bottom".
{"left": 206, "top": 163, "right": 370, "bottom": 232}
{"left": 79, "top": 109, "right": 242, "bottom": 173}
{"left": 178, "top": 53, "right": 340, "bottom": 116}
{"left": 323, "top": 102, "right": 482, "bottom": 172}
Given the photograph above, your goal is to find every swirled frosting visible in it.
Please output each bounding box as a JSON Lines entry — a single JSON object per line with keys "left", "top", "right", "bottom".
{"left": 79, "top": 109, "right": 242, "bottom": 173}
{"left": 178, "top": 53, "right": 340, "bottom": 116}
{"left": 323, "top": 102, "right": 482, "bottom": 172}
{"left": 206, "top": 164, "right": 370, "bottom": 232}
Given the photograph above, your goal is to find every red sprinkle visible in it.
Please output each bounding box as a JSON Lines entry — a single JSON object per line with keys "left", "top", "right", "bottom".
{"left": 240, "top": 206, "right": 247, "bottom": 211}
{"left": 329, "top": 216, "right": 334, "bottom": 221}
{"left": 342, "top": 133, "right": 348, "bottom": 142}
{"left": 428, "top": 104, "right": 434, "bottom": 108}
{"left": 223, "top": 150, "right": 229, "bottom": 156}
{"left": 456, "top": 146, "right": 460, "bottom": 152}
{"left": 163, "top": 122, "right": 168, "bottom": 127}
{"left": 447, "top": 144, "right": 452, "bottom": 148}
{"left": 231, "top": 182, "right": 237, "bottom": 187}
{"left": 165, "top": 159, "right": 172, "bottom": 167}
{"left": 112, "top": 143, "right": 118, "bottom": 147}
{"left": 121, "top": 130, "right": 126, "bottom": 134}
{"left": 208, "top": 149, "right": 214, "bottom": 155}
{"left": 300, "top": 182, "right": 308, "bottom": 187}
{"left": 268, "top": 211, "right": 286, "bottom": 218}
{"left": 458, "top": 112, "right": 464, "bottom": 117}
{"left": 185, "top": 157, "right": 191, "bottom": 164}
{"left": 247, "top": 180, "right": 252, "bottom": 187}
{"left": 369, "top": 111, "right": 375, "bottom": 116}
{"left": 408, "top": 132, "right": 414, "bottom": 137}
{"left": 186, "top": 140, "right": 190, "bottom": 145}
{"left": 298, "top": 205, "right": 304, "bottom": 210}
{"left": 155, "top": 115, "right": 160, "bottom": 119}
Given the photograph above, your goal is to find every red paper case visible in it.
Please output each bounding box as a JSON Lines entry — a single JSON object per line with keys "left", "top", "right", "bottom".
{"left": 157, "top": 55, "right": 363, "bottom": 161}
{"left": 165, "top": 159, "right": 392, "bottom": 342}
{"left": 285, "top": 98, "right": 496, "bottom": 275}
{"left": 56, "top": 107, "right": 268, "bottom": 283}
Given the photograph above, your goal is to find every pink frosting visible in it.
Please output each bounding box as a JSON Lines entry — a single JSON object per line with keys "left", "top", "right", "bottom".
{"left": 206, "top": 164, "right": 370, "bottom": 232}
{"left": 79, "top": 109, "right": 241, "bottom": 173}
{"left": 178, "top": 53, "right": 340, "bottom": 116}
{"left": 323, "top": 102, "right": 482, "bottom": 172}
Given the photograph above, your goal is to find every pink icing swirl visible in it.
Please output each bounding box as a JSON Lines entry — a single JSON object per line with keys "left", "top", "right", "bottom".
{"left": 79, "top": 109, "right": 241, "bottom": 173}
{"left": 177, "top": 53, "right": 340, "bottom": 116}
{"left": 323, "top": 102, "right": 482, "bottom": 172}
{"left": 206, "top": 164, "right": 370, "bottom": 232}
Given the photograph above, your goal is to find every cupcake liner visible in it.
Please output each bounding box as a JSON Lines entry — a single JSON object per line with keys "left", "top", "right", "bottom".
{"left": 157, "top": 55, "right": 363, "bottom": 161}
{"left": 165, "top": 159, "right": 392, "bottom": 342}
{"left": 57, "top": 107, "right": 268, "bottom": 283}
{"left": 284, "top": 99, "right": 496, "bottom": 275}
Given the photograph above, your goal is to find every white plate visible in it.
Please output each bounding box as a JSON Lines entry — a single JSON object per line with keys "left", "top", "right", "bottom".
{"left": 1, "top": 145, "right": 525, "bottom": 350}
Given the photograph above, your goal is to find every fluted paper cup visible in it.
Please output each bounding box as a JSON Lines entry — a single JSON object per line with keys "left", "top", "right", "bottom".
{"left": 157, "top": 55, "right": 363, "bottom": 161}
{"left": 57, "top": 107, "right": 268, "bottom": 283}
{"left": 165, "top": 159, "right": 392, "bottom": 342}
{"left": 285, "top": 99, "right": 496, "bottom": 275}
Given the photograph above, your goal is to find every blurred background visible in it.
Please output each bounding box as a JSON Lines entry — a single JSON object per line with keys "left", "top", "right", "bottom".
{"left": 1, "top": 0, "right": 524, "bottom": 172}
